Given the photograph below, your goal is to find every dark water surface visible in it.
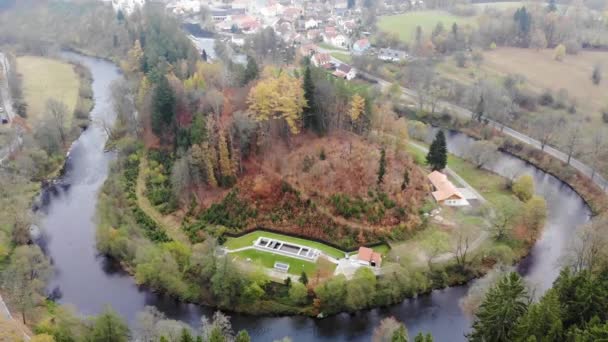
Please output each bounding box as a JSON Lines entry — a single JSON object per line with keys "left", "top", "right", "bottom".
{"left": 37, "top": 53, "right": 590, "bottom": 341}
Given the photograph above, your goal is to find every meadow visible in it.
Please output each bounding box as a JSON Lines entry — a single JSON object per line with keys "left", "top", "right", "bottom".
{"left": 377, "top": 11, "right": 476, "bottom": 43}
{"left": 16, "top": 56, "right": 79, "bottom": 126}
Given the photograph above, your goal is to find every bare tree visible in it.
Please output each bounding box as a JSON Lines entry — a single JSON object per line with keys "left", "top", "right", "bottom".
{"left": 454, "top": 233, "right": 471, "bottom": 271}
{"left": 588, "top": 128, "right": 606, "bottom": 180}
{"left": 531, "top": 115, "right": 562, "bottom": 151}
{"left": 490, "top": 209, "right": 515, "bottom": 241}
{"left": 564, "top": 216, "right": 608, "bottom": 273}
{"left": 561, "top": 121, "right": 583, "bottom": 164}
{"left": 205, "top": 88, "right": 224, "bottom": 120}
{"left": 45, "top": 99, "right": 68, "bottom": 146}
{"left": 466, "top": 140, "right": 498, "bottom": 169}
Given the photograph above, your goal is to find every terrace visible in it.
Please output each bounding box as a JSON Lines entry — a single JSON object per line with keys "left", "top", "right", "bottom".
{"left": 255, "top": 237, "right": 320, "bottom": 261}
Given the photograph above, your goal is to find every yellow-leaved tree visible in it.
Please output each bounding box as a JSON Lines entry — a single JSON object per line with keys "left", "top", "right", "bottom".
{"left": 349, "top": 94, "right": 365, "bottom": 122}
{"left": 122, "top": 39, "right": 143, "bottom": 74}
{"left": 247, "top": 67, "right": 306, "bottom": 135}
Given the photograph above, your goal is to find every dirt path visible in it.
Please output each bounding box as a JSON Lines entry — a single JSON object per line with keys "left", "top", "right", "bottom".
{"left": 136, "top": 157, "right": 189, "bottom": 244}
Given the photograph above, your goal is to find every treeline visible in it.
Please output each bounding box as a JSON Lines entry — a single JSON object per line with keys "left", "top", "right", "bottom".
{"left": 467, "top": 214, "right": 608, "bottom": 341}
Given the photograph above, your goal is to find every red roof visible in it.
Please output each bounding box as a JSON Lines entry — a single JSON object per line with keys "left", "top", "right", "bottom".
{"left": 357, "top": 247, "right": 382, "bottom": 266}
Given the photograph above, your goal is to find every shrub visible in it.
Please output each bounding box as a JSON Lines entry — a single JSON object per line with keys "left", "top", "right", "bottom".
{"left": 512, "top": 174, "right": 534, "bottom": 202}
{"left": 538, "top": 89, "right": 554, "bottom": 106}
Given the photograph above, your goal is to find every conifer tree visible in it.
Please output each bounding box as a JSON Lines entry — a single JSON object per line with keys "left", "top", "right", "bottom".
{"left": 303, "top": 64, "right": 321, "bottom": 133}
{"left": 378, "top": 148, "right": 387, "bottom": 185}
{"left": 426, "top": 131, "right": 447, "bottom": 171}
{"left": 218, "top": 130, "right": 234, "bottom": 186}
{"left": 468, "top": 272, "right": 529, "bottom": 342}
{"left": 243, "top": 55, "right": 259, "bottom": 85}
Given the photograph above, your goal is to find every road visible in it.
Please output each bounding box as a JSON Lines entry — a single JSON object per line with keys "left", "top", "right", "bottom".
{"left": 357, "top": 70, "right": 608, "bottom": 193}
{"left": 317, "top": 43, "right": 608, "bottom": 192}
{"left": 0, "top": 52, "right": 23, "bottom": 164}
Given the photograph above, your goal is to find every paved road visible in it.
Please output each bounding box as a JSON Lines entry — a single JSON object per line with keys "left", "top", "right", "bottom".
{"left": 359, "top": 70, "right": 608, "bottom": 193}
{"left": 0, "top": 52, "right": 23, "bottom": 164}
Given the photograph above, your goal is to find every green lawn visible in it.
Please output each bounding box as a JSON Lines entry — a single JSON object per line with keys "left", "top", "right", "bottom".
{"left": 224, "top": 231, "right": 346, "bottom": 259}
{"left": 231, "top": 249, "right": 336, "bottom": 276}
{"left": 318, "top": 42, "right": 347, "bottom": 51}
{"left": 377, "top": 11, "right": 476, "bottom": 43}
{"left": 331, "top": 52, "right": 352, "bottom": 64}
{"left": 447, "top": 155, "right": 521, "bottom": 211}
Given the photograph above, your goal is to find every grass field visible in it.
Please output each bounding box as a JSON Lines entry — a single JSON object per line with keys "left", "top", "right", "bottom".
{"left": 331, "top": 52, "right": 352, "bottom": 64}
{"left": 377, "top": 11, "right": 476, "bottom": 43}
{"left": 438, "top": 47, "right": 608, "bottom": 115}
{"left": 224, "top": 230, "right": 347, "bottom": 259}
{"left": 16, "top": 56, "right": 79, "bottom": 126}
{"left": 230, "top": 248, "right": 337, "bottom": 276}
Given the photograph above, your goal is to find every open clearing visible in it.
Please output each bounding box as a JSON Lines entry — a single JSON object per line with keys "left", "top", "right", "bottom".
{"left": 16, "top": 56, "right": 79, "bottom": 126}
{"left": 231, "top": 248, "right": 337, "bottom": 276}
{"left": 377, "top": 11, "right": 476, "bottom": 43}
{"left": 224, "top": 230, "right": 346, "bottom": 259}
{"left": 439, "top": 47, "right": 608, "bottom": 114}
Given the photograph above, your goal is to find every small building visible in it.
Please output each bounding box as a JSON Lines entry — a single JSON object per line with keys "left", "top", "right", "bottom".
{"left": 312, "top": 52, "right": 332, "bottom": 67}
{"left": 378, "top": 48, "right": 408, "bottom": 62}
{"left": 357, "top": 247, "right": 382, "bottom": 268}
{"left": 323, "top": 31, "right": 347, "bottom": 48}
{"left": 427, "top": 170, "right": 469, "bottom": 206}
{"left": 352, "top": 38, "right": 371, "bottom": 54}
{"left": 305, "top": 18, "right": 319, "bottom": 29}
{"left": 333, "top": 63, "right": 357, "bottom": 80}
{"left": 300, "top": 43, "right": 318, "bottom": 57}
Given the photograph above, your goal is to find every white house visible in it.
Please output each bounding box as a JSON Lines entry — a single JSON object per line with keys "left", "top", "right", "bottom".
{"left": 378, "top": 48, "right": 409, "bottom": 62}
{"left": 107, "top": 0, "right": 145, "bottom": 14}
{"left": 323, "top": 32, "right": 347, "bottom": 48}
{"left": 333, "top": 63, "right": 357, "bottom": 80}
{"left": 305, "top": 18, "right": 319, "bottom": 29}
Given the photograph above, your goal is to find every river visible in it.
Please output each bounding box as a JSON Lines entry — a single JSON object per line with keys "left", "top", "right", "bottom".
{"left": 36, "top": 53, "right": 590, "bottom": 341}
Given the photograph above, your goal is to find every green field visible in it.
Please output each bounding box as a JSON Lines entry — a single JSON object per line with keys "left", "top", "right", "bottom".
{"left": 16, "top": 56, "right": 80, "bottom": 126}
{"left": 224, "top": 231, "right": 346, "bottom": 259}
{"left": 331, "top": 52, "right": 352, "bottom": 64}
{"left": 377, "top": 11, "right": 476, "bottom": 43}
{"left": 231, "top": 249, "right": 336, "bottom": 276}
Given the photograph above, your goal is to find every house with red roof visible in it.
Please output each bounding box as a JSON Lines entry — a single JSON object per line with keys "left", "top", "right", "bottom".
{"left": 357, "top": 247, "right": 382, "bottom": 268}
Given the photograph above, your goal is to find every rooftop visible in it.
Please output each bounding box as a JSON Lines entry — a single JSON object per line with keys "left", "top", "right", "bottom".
{"left": 428, "top": 170, "right": 464, "bottom": 202}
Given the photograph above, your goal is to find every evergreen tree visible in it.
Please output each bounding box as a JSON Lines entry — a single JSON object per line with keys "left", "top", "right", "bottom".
{"left": 303, "top": 64, "right": 321, "bottom": 133}
{"left": 513, "top": 290, "right": 564, "bottom": 341}
{"left": 377, "top": 148, "right": 387, "bottom": 185}
{"left": 299, "top": 271, "right": 309, "bottom": 285}
{"left": 242, "top": 55, "right": 259, "bottom": 85}
{"left": 235, "top": 330, "right": 251, "bottom": 342}
{"left": 468, "top": 272, "right": 529, "bottom": 342}
{"left": 547, "top": 0, "right": 557, "bottom": 12}
{"left": 414, "top": 332, "right": 434, "bottom": 342}
{"left": 426, "top": 131, "right": 447, "bottom": 171}
{"left": 401, "top": 169, "right": 410, "bottom": 191}
{"left": 474, "top": 95, "right": 484, "bottom": 122}
{"left": 218, "top": 130, "right": 235, "bottom": 186}
{"left": 391, "top": 326, "right": 408, "bottom": 342}
{"left": 202, "top": 49, "right": 208, "bottom": 62}
{"left": 180, "top": 328, "right": 195, "bottom": 342}
{"left": 348, "top": 0, "right": 356, "bottom": 9}
{"left": 152, "top": 75, "right": 176, "bottom": 137}
{"left": 88, "top": 306, "right": 130, "bottom": 342}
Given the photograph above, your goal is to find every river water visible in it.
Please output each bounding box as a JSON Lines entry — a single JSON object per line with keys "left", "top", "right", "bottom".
{"left": 37, "top": 53, "right": 590, "bottom": 341}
